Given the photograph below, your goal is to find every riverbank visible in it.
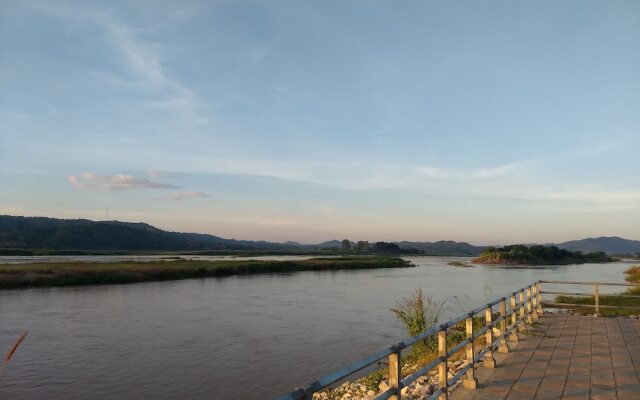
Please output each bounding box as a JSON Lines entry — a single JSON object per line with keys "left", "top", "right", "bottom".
{"left": 0, "top": 257, "right": 413, "bottom": 289}
{"left": 555, "top": 265, "right": 640, "bottom": 316}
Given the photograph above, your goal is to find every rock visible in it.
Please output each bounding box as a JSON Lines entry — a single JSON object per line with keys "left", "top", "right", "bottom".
{"left": 379, "top": 382, "right": 389, "bottom": 392}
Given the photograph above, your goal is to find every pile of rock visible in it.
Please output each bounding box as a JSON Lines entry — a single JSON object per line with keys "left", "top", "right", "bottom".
{"left": 313, "top": 358, "right": 469, "bottom": 400}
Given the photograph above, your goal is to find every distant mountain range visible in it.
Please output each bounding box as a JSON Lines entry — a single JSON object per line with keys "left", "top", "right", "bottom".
{"left": 0, "top": 215, "right": 638, "bottom": 256}
{"left": 555, "top": 237, "right": 640, "bottom": 256}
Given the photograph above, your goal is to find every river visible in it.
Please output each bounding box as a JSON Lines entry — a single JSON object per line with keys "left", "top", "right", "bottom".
{"left": 0, "top": 256, "right": 635, "bottom": 399}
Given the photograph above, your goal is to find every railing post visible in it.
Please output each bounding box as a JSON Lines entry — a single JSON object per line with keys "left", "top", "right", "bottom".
{"left": 536, "top": 282, "right": 543, "bottom": 315}
{"left": 526, "top": 286, "right": 533, "bottom": 325}
{"left": 594, "top": 284, "right": 600, "bottom": 317}
{"left": 531, "top": 285, "right": 539, "bottom": 321}
{"left": 498, "top": 298, "right": 510, "bottom": 353}
{"left": 483, "top": 306, "right": 496, "bottom": 368}
{"left": 518, "top": 290, "right": 527, "bottom": 333}
{"left": 438, "top": 329, "right": 448, "bottom": 400}
{"left": 463, "top": 314, "right": 477, "bottom": 389}
{"left": 509, "top": 294, "right": 519, "bottom": 342}
{"left": 388, "top": 346, "right": 402, "bottom": 400}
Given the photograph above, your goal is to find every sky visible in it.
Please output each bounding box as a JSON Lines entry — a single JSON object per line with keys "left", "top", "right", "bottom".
{"left": 1, "top": 0, "right": 639, "bottom": 245}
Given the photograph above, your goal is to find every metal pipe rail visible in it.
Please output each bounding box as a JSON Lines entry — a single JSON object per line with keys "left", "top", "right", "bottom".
{"left": 539, "top": 280, "right": 640, "bottom": 317}
{"left": 278, "top": 282, "right": 543, "bottom": 400}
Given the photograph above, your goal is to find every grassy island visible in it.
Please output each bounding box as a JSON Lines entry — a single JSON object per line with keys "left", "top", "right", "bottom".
{"left": 472, "top": 244, "right": 612, "bottom": 265}
{"left": 0, "top": 257, "right": 413, "bottom": 289}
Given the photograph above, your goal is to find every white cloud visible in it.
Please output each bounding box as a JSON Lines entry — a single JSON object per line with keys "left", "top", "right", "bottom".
{"left": 157, "top": 191, "right": 211, "bottom": 200}
{"left": 68, "top": 173, "right": 179, "bottom": 190}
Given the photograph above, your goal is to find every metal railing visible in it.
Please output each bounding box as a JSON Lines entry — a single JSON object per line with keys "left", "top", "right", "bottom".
{"left": 539, "top": 280, "right": 640, "bottom": 316}
{"left": 278, "top": 282, "right": 543, "bottom": 400}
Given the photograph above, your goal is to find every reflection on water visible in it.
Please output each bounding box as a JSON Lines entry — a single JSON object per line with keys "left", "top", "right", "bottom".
{"left": 0, "top": 257, "right": 635, "bottom": 399}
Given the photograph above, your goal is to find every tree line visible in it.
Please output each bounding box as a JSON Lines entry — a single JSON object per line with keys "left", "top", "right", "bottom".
{"left": 339, "top": 239, "right": 422, "bottom": 254}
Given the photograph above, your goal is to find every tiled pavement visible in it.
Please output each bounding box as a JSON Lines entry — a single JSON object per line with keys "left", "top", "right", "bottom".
{"left": 450, "top": 313, "right": 640, "bottom": 400}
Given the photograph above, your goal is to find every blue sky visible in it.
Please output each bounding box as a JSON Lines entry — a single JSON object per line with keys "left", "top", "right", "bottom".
{"left": 1, "top": 0, "right": 639, "bottom": 244}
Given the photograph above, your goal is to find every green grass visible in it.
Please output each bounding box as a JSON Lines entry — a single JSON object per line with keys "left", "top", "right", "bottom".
{"left": 0, "top": 257, "right": 414, "bottom": 289}
{"left": 555, "top": 265, "right": 640, "bottom": 316}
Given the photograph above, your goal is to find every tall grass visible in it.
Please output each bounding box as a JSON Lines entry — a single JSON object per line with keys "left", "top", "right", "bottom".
{"left": 390, "top": 289, "right": 445, "bottom": 356}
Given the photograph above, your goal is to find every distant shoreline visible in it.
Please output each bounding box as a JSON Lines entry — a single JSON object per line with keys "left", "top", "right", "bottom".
{"left": 0, "top": 257, "right": 414, "bottom": 290}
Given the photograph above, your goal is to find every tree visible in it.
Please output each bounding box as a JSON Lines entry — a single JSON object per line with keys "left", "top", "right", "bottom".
{"left": 341, "top": 239, "right": 351, "bottom": 252}
{"left": 373, "top": 241, "right": 401, "bottom": 253}
{"left": 356, "top": 240, "right": 370, "bottom": 253}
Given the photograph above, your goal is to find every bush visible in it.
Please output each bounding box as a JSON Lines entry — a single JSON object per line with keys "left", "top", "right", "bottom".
{"left": 390, "top": 289, "right": 445, "bottom": 356}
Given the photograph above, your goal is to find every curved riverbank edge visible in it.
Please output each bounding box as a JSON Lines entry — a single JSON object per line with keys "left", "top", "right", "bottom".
{"left": 0, "top": 257, "right": 414, "bottom": 289}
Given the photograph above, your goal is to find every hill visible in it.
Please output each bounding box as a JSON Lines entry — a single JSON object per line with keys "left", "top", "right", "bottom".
{"left": 2, "top": 215, "right": 636, "bottom": 256}
{"left": 556, "top": 237, "right": 640, "bottom": 256}
{"left": 0, "top": 215, "right": 296, "bottom": 252}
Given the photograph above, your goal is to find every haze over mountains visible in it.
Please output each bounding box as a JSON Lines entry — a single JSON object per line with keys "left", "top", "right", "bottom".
{"left": 0, "top": 215, "right": 638, "bottom": 256}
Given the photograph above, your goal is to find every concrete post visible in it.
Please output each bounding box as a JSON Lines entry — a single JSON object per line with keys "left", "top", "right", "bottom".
{"left": 526, "top": 286, "right": 533, "bottom": 325}
{"left": 594, "top": 284, "right": 600, "bottom": 317}
{"left": 519, "top": 290, "right": 527, "bottom": 333}
{"left": 498, "top": 299, "right": 510, "bottom": 353}
{"left": 438, "top": 330, "right": 448, "bottom": 400}
{"left": 463, "top": 315, "right": 477, "bottom": 389}
{"left": 509, "top": 294, "right": 519, "bottom": 342}
{"left": 536, "top": 282, "right": 543, "bottom": 315}
{"left": 388, "top": 347, "right": 401, "bottom": 400}
{"left": 531, "top": 285, "right": 539, "bottom": 321}
{"left": 483, "top": 306, "right": 496, "bottom": 368}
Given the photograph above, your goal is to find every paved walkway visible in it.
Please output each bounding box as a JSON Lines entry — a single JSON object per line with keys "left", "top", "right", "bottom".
{"left": 451, "top": 313, "right": 640, "bottom": 400}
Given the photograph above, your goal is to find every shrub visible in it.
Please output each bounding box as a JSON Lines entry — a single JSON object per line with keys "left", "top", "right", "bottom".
{"left": 390, "top": 289, "right": 445, "bottom": 356}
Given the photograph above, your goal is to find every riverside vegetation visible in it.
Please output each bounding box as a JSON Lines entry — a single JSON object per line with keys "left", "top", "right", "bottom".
{"left": 555, "top": 265, "right": 640, "bottom": 316}
{"left": 473, "top": 244, "right": 612, "bottom": 265}
{"left": 0, "top": 257, "right": 413, "bottom": 289}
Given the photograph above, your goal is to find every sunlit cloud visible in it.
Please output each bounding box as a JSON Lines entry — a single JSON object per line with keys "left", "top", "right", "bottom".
{"left": 157, "top": 191, "right": 211, "bottom": 201}
{"left": 147, "top": 169, "right": 172, "bottom": 178}
{"left": 68, "top": 173, "right": 179, "bottom": 191}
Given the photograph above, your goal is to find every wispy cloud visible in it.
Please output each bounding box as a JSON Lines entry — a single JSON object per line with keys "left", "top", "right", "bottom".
{"left": 106, "top": 23, "right": 165, "bottom": 85}
{"left": 68, "top": 173, "right": 179, "bottom": 190}
{"left": 157, "top": 191, "right": 211, "bottom": 201}
{"left": 105, "top": 22, "right": 209, "bottom": 125}
{"left": 23, "top": 1, "right": 209, "bottom": 127}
